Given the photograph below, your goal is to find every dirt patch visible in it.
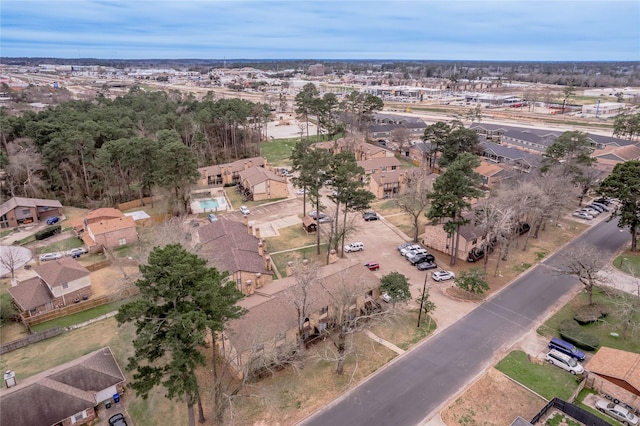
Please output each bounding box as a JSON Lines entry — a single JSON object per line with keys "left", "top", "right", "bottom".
{"left": 440, "top": 368, "right": 547, "bottom": 425}
{"left": 88, "top": 264, "right": 141, "bottom": 297}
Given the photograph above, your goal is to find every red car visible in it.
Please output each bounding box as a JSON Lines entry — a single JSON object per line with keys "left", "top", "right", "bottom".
{"left": 364, "top": 262, "right": 380, "bottom": 271}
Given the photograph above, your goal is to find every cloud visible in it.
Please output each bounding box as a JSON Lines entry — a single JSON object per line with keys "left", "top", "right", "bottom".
{"left": 1, "top": 0, "right": 638, "bottom": 60}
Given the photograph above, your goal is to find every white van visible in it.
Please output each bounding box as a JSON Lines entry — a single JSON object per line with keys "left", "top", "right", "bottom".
{"left": 344, "top": 242, "right": 364, "bottom": 253}
{"left": 545, "top": 349, "right": 584, "bottom": 375}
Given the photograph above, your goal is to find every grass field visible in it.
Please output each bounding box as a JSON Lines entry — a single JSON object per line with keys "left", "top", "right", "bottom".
{"left": 495, "top": 350, "right": 580, "bottom": 401}
{"left": 260, "top": 138, "right": 299, "bottom": 166}
{"left": 613, "top": 251, "right": 640, "bottom": 277}
{"left": 537, "top": 287, "right": 640, "bottom": 354}
{"left": 271, "top": 244, "right": 329, "bottom": 277}
{"left": 266, "top": 224, "right": 316, "bottom": 253}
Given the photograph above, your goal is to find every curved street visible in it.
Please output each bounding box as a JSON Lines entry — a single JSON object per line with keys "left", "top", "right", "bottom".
{"left": 300, "top": 218, "right": 631, "bottom": 426}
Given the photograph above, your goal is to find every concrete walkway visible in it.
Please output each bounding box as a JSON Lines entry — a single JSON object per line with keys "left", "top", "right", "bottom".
{"left": 363, "top": 330, "right": 405, "bottom": 355}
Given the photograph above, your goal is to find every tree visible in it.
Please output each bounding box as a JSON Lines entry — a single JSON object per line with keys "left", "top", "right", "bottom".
{"left": 427, "top": 153, "right": 483, "bottom": 265}
{"left": 155, "top": 131, "right": 200, "bottom": 214}
{"left": 284, "top": 260, "right": 323, "bottom": 347}
{"left": 416, "top": 285, "right": 436, "bottom": 329}
{"left": 560, "top": 243, "right": 609, "bottom": 305}
{"left": 295, "top": 83, "right": 319, "bottom": 139}
{"left": 471, "top": 198, "right": 516, "bottom": 272}
{"left": 561, "top": 84, "right": 576, "bottom": 114}
{"left": 439, "top": 126, "right": 480, "bottom": 167}
{"left": 394, "top": 170, "right": 431, "bottom": 242}
{"left": 0, "top": 246, "right": 31, "bottom": 280}
{"left": 422, "top": 121, "right": 458, "bottom": 173}
{"left": 380, "top": 272, "right": 411, "bottom": 306}
{"left": 599, "top": 160, "right": 640, "bottom": 252}
{"left": 455, "top": 267, "right": 490, "bottom": 296}
{"left": 613, "top": 113, "right": 640, "bottom": 141}
{"left": 341, "top": 91, "right": 383, "bottom": 133}
{"left": 116, "top": 244, "right": 245, "bottom": 426}
{"left": 542, "top": 131, "right": 596, "bottom": 176}
{"left": 389, "top": 127, "right": 411, "bottom": 155}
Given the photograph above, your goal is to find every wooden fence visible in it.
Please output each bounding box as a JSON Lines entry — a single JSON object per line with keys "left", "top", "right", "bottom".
{"left": 117, "top": 196, "right": 161, "bottom": 212}
{"left": 0, "top": 327, "right": 64, "bottom": 355}
{"left": 22, "top": 285, "right": 140, "bottom": 326}
{"left": 85, "top": 259, "right": 111, "bottom": 272}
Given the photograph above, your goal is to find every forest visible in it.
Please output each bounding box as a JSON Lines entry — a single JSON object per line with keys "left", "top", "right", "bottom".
{"left": 0, "top": 88, "right": 269, "bottom": 208}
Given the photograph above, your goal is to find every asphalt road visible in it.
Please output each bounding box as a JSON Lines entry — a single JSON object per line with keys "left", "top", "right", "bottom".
{"left": 300, "top": 218, "right": 630, "bottom": 426}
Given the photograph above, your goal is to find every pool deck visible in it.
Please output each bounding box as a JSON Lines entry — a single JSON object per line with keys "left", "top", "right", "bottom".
{"left": 191, "top": 196, "right": 228, "bottom": 214}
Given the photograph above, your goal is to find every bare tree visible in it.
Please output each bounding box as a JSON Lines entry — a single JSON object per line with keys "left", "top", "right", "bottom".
{"left": 472, "top": 198, "right": 516, "bottom": 273}
{"left": 394, "top": 170, "right": 431, "bottom": 242}
{"left": 0, "top": 246, "right": 31, "bottom": 280}
{"left": 560, "top": 244, "right": 610, "bottom": 305}
{"left": 132, "top": 217, "right": 193, "bottom": 264}
{"left": 389, "top": 127, "right": 411, "bottom": 155}
{"left": 282, "top": 260, "right": 324, "bottom": 347}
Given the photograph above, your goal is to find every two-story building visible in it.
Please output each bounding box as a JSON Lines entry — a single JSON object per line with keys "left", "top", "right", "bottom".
{"left": 71, "top": 208, "right": 138, "bottom": 252}
{"left": 0, "top": 197, "right": 63, "bottom": 229}
{"left": 197, "top": 156, "right": 267, "bottom": 187}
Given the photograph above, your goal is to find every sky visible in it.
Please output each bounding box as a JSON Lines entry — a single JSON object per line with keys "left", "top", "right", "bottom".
{"left": 1, "top": 0, "right": 639, "bottom": 61}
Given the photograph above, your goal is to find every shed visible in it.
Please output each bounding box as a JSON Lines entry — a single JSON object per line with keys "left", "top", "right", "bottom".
{"left": 302, "top": 216, "right": 317, "bottom": 233}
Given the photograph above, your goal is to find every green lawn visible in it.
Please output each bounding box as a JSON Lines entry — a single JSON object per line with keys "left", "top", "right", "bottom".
{"left": 495, "top": 350, "right": 580, "bottom": 401}
{"left": 613, "top": 251, "right": 640, "bottom": 277}
{"left": 267, "top": 224, "right": 316, "bottom": 253}
{"left": 260, "top": 138, "right": 300, "bottom": 166}
{"left": 537, "top": 287, "right": 640, "bottom": 354}
{"left": 271, "top": 244, "right": 329, "bottom": 277}
{"left": 31, "top": 298, "right": 135, "bottom": 332}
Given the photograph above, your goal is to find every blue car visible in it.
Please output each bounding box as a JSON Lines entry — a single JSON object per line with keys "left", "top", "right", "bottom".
{"left": 46, "top": 217, "right": 60, "bottom": 225}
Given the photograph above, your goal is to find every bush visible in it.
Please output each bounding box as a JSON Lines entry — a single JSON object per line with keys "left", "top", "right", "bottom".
{"left": 559, "top": 320, "right": 600, "bottom": 351}
{"left": 35, "top": 224, "right": 61, "bottom": 240}
{"left": 574, "top": 303, "right": 609, "bottom": 324}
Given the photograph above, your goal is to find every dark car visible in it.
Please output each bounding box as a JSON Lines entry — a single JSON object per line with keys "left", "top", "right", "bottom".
{"left": 409, "top": 253, "right": 435, "bottom": 265}
{"left": 416, "top": 261, "right": 438, "bottom": 271}
{"left": 548, "top": 337, "right": 586, "bottom": 361}
{"left": 363, "top": 212, "right": 379, "bottom": 221}
{"left": 46, "top": 216, "right": 60, "bottom": 225}
{"left": 467, "top": 247, "right": 485, "bottom": 263}
{"left": 515, "top": 223, "right": 530, "bottom": 236}
{"left": 108, "top": 413, "right": 128, "bottom": 426}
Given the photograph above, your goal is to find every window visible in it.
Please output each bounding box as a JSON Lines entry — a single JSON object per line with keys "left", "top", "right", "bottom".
{"left": 71, "top": 411, "right": 86, "bottom": 424}
{"left": 22, "top": 209, "right": 30, "bottom": 215}
{"left": 118, "top": 238, "right": 126, "bottom": 246}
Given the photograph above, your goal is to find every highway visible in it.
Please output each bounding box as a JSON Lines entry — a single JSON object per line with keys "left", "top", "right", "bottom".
{"left": 300, "top": 218, "right": 630, "bottom": 426}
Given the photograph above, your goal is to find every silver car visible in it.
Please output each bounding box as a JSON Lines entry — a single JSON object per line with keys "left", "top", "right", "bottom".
{"left": 40, "top": 252, "right": 63, "bottom": 262}
{"left": 431, "top": 270, "right": 455, "bottom": 282}
{"left": 595, "top": 399, "right": 639, "bottom": 425}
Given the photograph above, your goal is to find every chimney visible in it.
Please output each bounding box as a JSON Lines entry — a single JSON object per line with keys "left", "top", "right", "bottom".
{"left": 264, "top": 254, "right": 272, "bottom": 271}
{"left": 248, "top": 224, "right": 253, "bottom": 236}
{"left": 380, "top": 174, "right": 385, "bottom": 184}
{"left": 366, "top": 148, "right": 371, "bottom": 160}
{"left": 255, "top": 227, "right": 261, "bottom": 239}
{"left": 243, "top": 215, "right": 249, "bottom": 228}
{"left": 286, "top": 261, "right": 294, "bottom": 276}
{"left": 258, "top": 242, "right": 264, "bottom": 256}
{"left": 248, "top": 160, "right": 253, "bottom": 168}
{"left": 261, "top": 238, "right": 267, "bottom": 252}
{"left": 243, "top": 161, "right": 248, "bottom": 170}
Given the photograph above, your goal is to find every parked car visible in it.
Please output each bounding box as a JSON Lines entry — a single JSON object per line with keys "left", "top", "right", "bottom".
{"left": 548, "top": 337, "right": 586, "bottom": 361}
{"left": 400, "top": 244, "right": 422, "bottom": 256}
{"left": 40, "top": 252, "right": 63, "bottom": 262}
{"left": 573, "top": 211, "right": 593, "bottom": 220}
{"left": 431, "top": 270, "right": 455, "bottom": 282}
{"left": 108, "top": 413, "right": 128, "bottom": 426}
{"left": 363, "top": 212, "right": 379, "bottom": 221}
{"left": 595, "top": 399, "right": 639, "bottom": 426}
{"left": 585, "top": 204, "right": 605, "bottom": 213}
{"left": 239, "top": 206, "right": 250, "bottom": 215}
{"left": 545, "top": 349, "right": 584, "bottom": 375}
{"left": 580, "top": 207, "right": 600, "bottom": 216}
{"left": 66, "top": 247, "right": 87, "bottom": 257}
{"left": 207, "top": 213, "right": 218, "bottom": 222}
{"left": 344, "top": 242, "right": 364, "bottom": 253}
{"left": 46, "top": 216, "right": 60, "bottom": 225}
{"left": 317, "top": 216, "right": 332, "bottom": 223}
{"left": 296, "top": 188, "right": 307, "bottom": 195}
{"left": 309, "top": 210, "right": 327, "bottom": 220}
{"left": 590, "top": 202, "right": 611, "bottom": 212}
{"left": 364, "top": 262, "right": 380, "bottom": 271}
{"left": 381, "top": 292, "right": 391, "bottom": 303}
{"left": 594, "top": 197, "right": 613, "bottom": 206}
{"left": 397, "top": 242, "right": 413, "bottom": 251}
{"left": 404, "top": 248, "right": 428, "bottom": 258}
{"left": 467, "top": 247, "right": 485, "bottom": 262}
{"left": 416, "top": 261, "right": 438, "bottom": 271}
{"left": 515, "top": 223, "right": 531, "bottom": 236}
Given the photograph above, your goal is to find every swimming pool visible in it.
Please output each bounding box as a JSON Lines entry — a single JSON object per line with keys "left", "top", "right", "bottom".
{"left": 200, "top": 199, "right": 219, "bottom": 210}
{"left": 192, "top": 196, "right": 228, "bottom": 214}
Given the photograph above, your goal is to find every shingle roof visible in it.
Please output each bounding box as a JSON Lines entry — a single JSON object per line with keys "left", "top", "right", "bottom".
{"left": 88, "top": 215, "right": 136, "bottom": 236}
{"left": 357, "top": 156, "right": 402, "bottom": 171}
{"left": 0, "top": 347, "right": 125, "bottom": 426}
{"left": 70, "top": 208, "right": 124, "bottom": 229}
{"left": 227, "top": 263, "right": 380, "bottom": 353}
{"left": 198, "top": 218, "right": 271, "bottom": 275}
{"left": 239, "top": 166, "right": 285, "bottom": 187}
{"left": 479, "top": 141, "right": 540, "bottom": 165}
{"left": 33, "top": 257, "right": 90, "bottom": 287}
{"left": 0, "top": 197, "right": 62, "bottom": 217}
{"left": 198, "top": 156, "right": 266, "bottom": 178}
{"left": 7, "top": 276, "right": 53, "bottom": 311}
{"left": 586, "top": 346, "right": 640, "bottom": 395}
{"left": 369, "top": 169, "right": 406, "bottom": 185}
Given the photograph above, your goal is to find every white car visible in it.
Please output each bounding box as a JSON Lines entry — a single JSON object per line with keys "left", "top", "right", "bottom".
{"left": 580, "top": 207, "right": 599, "bottom": 216}
{"left": 239, "top": 206, "right": 250, "bottom": 215}
{"left": 296, "top": 188, "right": 307, "bottom": 195}
{"left": 381, "top": 293, "right": 391, "bottom": 303}
{"left": 404, "top": 248, "right": 428, "bottom": 258}
{"left": 344, "top": 242, "right": 364, "bottom": 253}
{"left": 66, "top": 247, "right": 87, "bottom": 257}
{"left": 40, "top": 252, "right": 63, "bottom": 262}
{"left": 595, "top": 399, "right": 639, "bottom": 425}
{"left": 573, "top": 211, "right": 593, "bottom": 220}
{"left": 400, "top": 244, "right": 422, "bottom": 256}
{"left": 431, "top": 270, "right": 455, "bottom": 282}
{"left": 545, "top": 349, "right": 584, "bottom": 375}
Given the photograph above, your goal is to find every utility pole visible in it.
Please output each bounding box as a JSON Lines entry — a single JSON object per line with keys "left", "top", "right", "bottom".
{"left": 417, "top": 272, "right": 429, "bottom": 328}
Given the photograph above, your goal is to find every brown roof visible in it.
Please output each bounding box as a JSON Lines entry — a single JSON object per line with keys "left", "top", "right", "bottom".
{"left": 33, "top": 257, "right": 90, "bottom": 287}
{"left": 474, "top": 160, "right": 505, "bottom": 178}
{"left": 198, "top": 218, "right": 271, "bottom": 275}
{"left": 239, "top": 166, "right": 285, "bottom": 187}
{"left": 198, "top": 156, "right": 266, "bottom": 178}
{"left": 0, "top": 196, "right": 62, "bottom": 217}
{"left": 357, "top": 156, "right": 402, "bottom": 172}
{"left": 8, "top": 276, "right": 53, "bottom": 311}
{"left": 88, "top": 215, "right": 136, "bottom": 236}
{"left": 586, "top": 346, "right": 640, "bottom": 393}
{"left": 70, "top": 207, "right": 124, "bottom": 229}
{"left": 0, "top": 347, "right": 125, "bottom": 426}
{"left": 369, "top": 169, "right": 406, "bottom": 185}
{"left": 227, "top": 263, "right": 380, "bottom": 353}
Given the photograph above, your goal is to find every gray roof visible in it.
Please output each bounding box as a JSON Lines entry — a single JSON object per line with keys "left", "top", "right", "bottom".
{"left": 479, "top": 141, "right": 541, "bottom": 167}
{"left": 198, "top": 218, "right": 272, "bottom": 276}
{"left": 33, "top": 257, "right": 90, "bottom": 288}
{"left": 0, "top": 347, "right": 125, "bottom": 426}
{"left": 0, "top": 197, "right": 62, "bottom": 217}
{"left": 8, "top": 277, "right": 52, "bottom": 311}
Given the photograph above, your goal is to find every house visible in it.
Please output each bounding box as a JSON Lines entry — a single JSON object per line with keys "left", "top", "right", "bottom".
{"left": 474, "top": 160, "right": 513, "bottom": 190}
{"left": 368, "top": 170, "right": 408, "bottom": 199}
{"left": 197, "top": 156, "right": 267, "bottom": 187}
{"left": 479, "top": 140, "right": 540, "bottom": 173}
{"left": 198, "top": 217, "right": 273, "bottom": 295}
{"left": 586, "top": 347, "right": 640, "bottom": 408}
{"left": 8, "top": 257, "right": 92, "bottom": 317}
{"left": 0, "top": 197, "right": 63, "bottom": 228}
{"left": 237, "top": 167, "right": 288, "bottom": 201}
{"left": 314, "top": 138, "right": 395, "bottom": 160}
{"left": 357, "top": 156, "right": 402, "bottom": 175}
{"left": 0, "top": 347, "right": 125, "bottom": 426}
{"left": 220, "top": 262, "right": 382, "bottom": 377}
{"left": 71, "top": 208, "right": 138, "bottom": 252}
{"left": 422, "top": 215, "right": 485, "bottom": 261}
{"left": 593, "top": 143, "right": 640, "bottom": 173}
